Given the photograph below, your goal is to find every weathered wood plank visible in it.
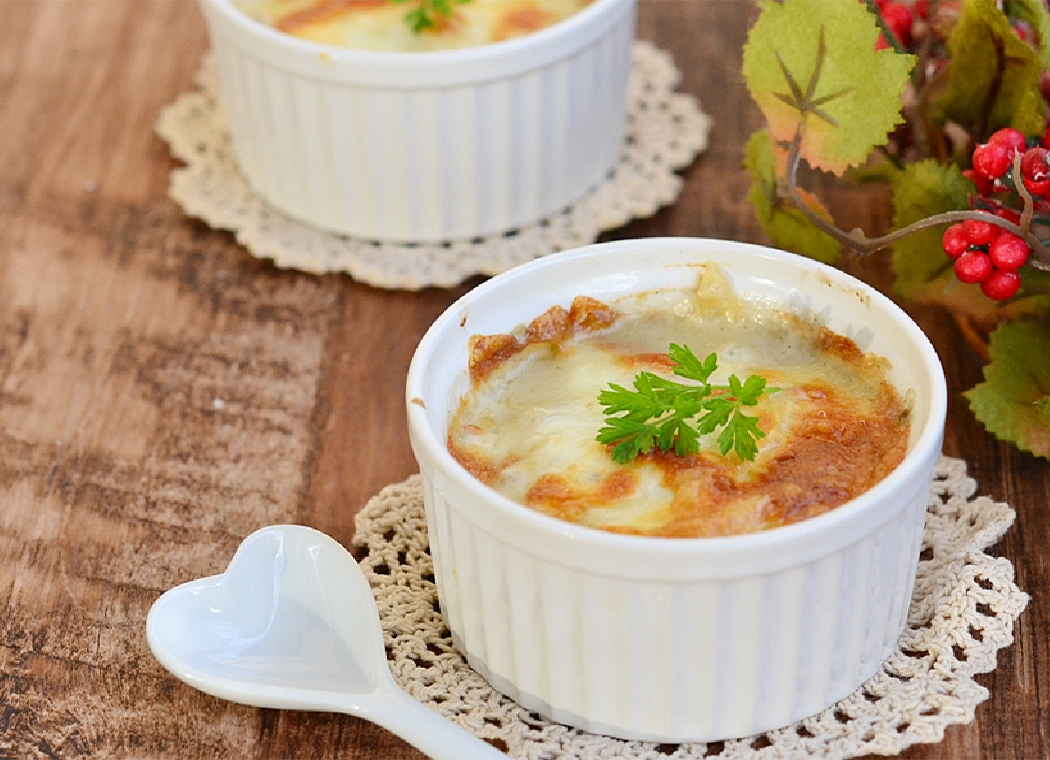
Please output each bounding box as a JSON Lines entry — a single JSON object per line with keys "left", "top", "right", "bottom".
{"left": 0, "top": 1, "right": 1045, "bottom": 758}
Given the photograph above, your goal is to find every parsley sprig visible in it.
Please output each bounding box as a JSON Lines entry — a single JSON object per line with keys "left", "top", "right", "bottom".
{"left": 596, "top": 344, "right": 778, "bottom": 464}
{"left": 392, "top": 0, "right": 471, "bottom": 34}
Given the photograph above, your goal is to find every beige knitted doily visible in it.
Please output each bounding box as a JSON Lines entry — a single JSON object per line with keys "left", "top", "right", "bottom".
{"left": 156, "top": 41, "right": 711, "bottom": 290}
{"left": 351, "top": 456, "right": 1027, "bottom": 760}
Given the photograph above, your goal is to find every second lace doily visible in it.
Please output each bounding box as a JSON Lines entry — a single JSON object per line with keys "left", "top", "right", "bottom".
{"left": 156, "top": 41, "right": 712, "bottom": 290}
{"left": 352, "top": 457, "right": 1027, "bottom": 760}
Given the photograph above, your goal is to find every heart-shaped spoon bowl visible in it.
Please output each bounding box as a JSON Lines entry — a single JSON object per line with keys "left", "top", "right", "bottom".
{"left": 146, "top": 524, "right": 504, "bottom": 759}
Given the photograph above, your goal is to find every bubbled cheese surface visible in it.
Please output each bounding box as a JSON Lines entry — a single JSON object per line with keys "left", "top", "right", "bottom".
{"left": 448, "top": 270, "right": 911, "bottom": 538}
{"left": 233, "top": 0, "right": 593, "bottom": 51}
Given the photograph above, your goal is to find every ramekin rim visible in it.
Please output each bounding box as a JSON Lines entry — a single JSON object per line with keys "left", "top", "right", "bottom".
{"left": 406, "top": 236, "right": 948, "bottom": 554}
{"left": 200, "top": 0, "right": 632, "bottom": 64}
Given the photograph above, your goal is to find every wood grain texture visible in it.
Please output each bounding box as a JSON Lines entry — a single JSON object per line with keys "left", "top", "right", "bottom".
{"left": 0, "top": 1, "right": 1045, "bottom": 758}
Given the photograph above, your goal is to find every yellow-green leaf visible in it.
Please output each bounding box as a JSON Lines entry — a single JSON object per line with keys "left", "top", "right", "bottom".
{"left": 934, "top": 0, "right": 1045, "bottom": 137}
{"left": 890, "top": 159, "right": 973, "bottom": 301}
{"left": 742, "top": 0, "right": 915, "bottom": 175}
{"left": 744, "top": 130, "right": 841, "bottom": 264}
{"left": 965, "top": 321, "right": 1050, "bottom": 457}
{"left": 1006, "top": 0, "right": 1050, "bottom": 69}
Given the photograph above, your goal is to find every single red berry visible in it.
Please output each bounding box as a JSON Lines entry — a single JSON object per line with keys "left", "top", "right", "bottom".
{"left": 1024, "top": 175, "right": 1050, "bottom": 196}
{"left": 942, "top": 224, "right": 970, "bottom": 258}
{"left": 962, "top": 168, "right": 994, "bottom": 196}
{"left": 881, "top": 1, "right": 914, "bottom": 46}
{"left": 988, "top": 128, "right": 1027, "bottom": 157}
{"left": 962, "top": 218, "right": 998, "bottom": 246}
{"left": 988, "top": 232, "right": 1030, "bottom": 270}
{"left": 981, "top": 269, "right": 1021, "bottom": 300}
{"left": 1021, "top": 147, "right": 1050, "bottom": 182}
{"left": 955, "top": 250, "right": 993, "bottom": 284}
{"left": 972, "top": 142, "right": 1012, "bottom": 181}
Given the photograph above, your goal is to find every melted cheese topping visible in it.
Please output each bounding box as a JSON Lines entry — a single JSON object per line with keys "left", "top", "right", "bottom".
{"left": 448, "top": 269, "right": 911, "bottom": 538}
{"left": 233, "top": 0, "right": 593, "bottom": 51}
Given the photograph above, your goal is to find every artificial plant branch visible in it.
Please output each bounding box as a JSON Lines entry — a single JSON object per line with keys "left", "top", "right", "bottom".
{"left": 781, "top": 124, "right": 1050, "bottom": 269}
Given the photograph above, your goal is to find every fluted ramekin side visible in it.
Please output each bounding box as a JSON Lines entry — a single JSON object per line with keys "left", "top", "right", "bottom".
{"left": 199, "top": 0, "right": 635, "bottom": 241}
{"left": 417, "top": 450, "right": 934, "bottom": 742}
{"left": 406, "top": 237, "right": 947, "bottom": 742}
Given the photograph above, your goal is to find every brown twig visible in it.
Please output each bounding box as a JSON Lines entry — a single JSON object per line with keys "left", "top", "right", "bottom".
{"left": 781, "top": 125, "right": 1050, "bottom": 269}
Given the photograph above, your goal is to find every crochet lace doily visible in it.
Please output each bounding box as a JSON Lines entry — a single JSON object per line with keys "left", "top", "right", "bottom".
{"left": 352, "top": 456, "right": 1028, "bottom": 760}
{"left": 156, "top": 41, "right": 711, "bottom": 290}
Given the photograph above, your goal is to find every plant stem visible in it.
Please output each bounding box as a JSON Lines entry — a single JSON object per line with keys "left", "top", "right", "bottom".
{"left": 781, "top": 125, "right": 1050, "bottom": 270}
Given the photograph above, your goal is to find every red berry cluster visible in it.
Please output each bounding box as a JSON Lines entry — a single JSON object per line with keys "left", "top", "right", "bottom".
{"left": 942, "top": 220, "right": 1026, "bottom": 300}
{"left": 939, "top": 127, "right": 1043, "bottom": 301}
{"left": 969, "top": 127, "right": 1050, "bottom": 197}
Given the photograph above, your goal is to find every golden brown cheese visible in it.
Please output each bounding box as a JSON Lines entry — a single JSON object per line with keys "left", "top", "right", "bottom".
{"left": 233, "top": 0, "right": 594, "bottom": 52}
{"left": 447, "top": 270, "right": 911, "bottom": 538}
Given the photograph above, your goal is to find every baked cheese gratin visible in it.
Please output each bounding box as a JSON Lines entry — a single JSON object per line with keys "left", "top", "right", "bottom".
{"left": 448, "top": 267, "right": 912, "bottom": 537}
{"left": 233, "top": 0, "right": 594, "bottom": 51}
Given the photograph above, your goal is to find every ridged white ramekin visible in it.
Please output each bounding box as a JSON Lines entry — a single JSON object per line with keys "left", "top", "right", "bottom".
{"left": 197, "top": 0, "right": 636, "bottom": 242}
{"left": 406, "top": 238, "right": 947, "bottom": 742}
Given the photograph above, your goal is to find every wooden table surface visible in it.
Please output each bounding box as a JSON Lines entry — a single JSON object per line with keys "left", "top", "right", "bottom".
{"left": 0, "top": 1, "right": 1046, "bottom": 758}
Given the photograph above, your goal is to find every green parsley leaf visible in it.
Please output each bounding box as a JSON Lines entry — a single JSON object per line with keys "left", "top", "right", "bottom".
{"left": 696, "top": 396, "right": 734, "bottom": 435}
{"left": 668, "top": 343, "right": 717, "bottom": 384}
{"left": 391, "top": 0, "right": 472, "bottom": 35}
{"left": 719, "top": 408, "right": 767, "bottom": 462}
{"left": 731, "top": 373, "right": 769, "bottom": 405}
{"left": 596, "top": 345, "right": 778, "bottom": 464}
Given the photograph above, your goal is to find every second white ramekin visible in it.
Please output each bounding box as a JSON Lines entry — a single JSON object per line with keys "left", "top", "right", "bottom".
{"left": 198, "top": 0, "right": 637, "bottom": 242}
{"left": 406, "top": 237, "right": 947, "bottom": 742}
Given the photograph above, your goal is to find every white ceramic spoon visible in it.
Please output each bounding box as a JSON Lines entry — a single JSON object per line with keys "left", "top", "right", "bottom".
{"left": 146, "top": 524, "right": 505, "bottom": 760}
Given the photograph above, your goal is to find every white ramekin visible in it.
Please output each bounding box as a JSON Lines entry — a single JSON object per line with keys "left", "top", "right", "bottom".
{"left": 197, "top": 0, "right": 636, "bottom": 242}
{"left": 406, "top": 238, "right": 947, "bottom": 742}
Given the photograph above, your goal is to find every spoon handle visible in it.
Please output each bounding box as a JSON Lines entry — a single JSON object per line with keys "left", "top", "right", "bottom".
{"left": 359, "top": 686, "right": 507, "bottom": 759}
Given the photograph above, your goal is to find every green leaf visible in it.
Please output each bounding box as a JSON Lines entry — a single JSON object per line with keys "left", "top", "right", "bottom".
{"left": 889, "top": 159, "right": 974, "bottom": 301}
{"left": 399, "top": 0, "right": 472, "bottom": 34}
{"left": 965, "top": 321, "right": 1050, "bottom": 458}
{"left": 670, "top": 405, "right": 700, "bottom": 456}
{"left": 668, "top": 343, "right": 717, "bottom": 384}
{"left": 599, "top": 416, "right": 658, "bottom": 463}
{"left": 596, "top": 345, "right": 777, "bottom": 463}
{"left": 597, "top": 381, "right": 657, "bottom": 419}
{"left": 933, "top": 0, "right": 1045, "bottom": 137}
{"left": 744, "top": 130, "right": 842, "bottom": 264}
{"left": 742, "top": 0, "right": 914, "bottom": 175}
{"left": 718, "top": 409, "right": 766, "bottom": 462}
{"left": 610, "top": 432, "right": 655, "bottom": 464}
{"left": 1005, "top": 0, "right": 1050, "bottom": 69}
{"left": 735, "top": 373, "right": 770, "bottom": 405}
{"left": 697, "top": 397, "right": 735, "bottom": 435}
